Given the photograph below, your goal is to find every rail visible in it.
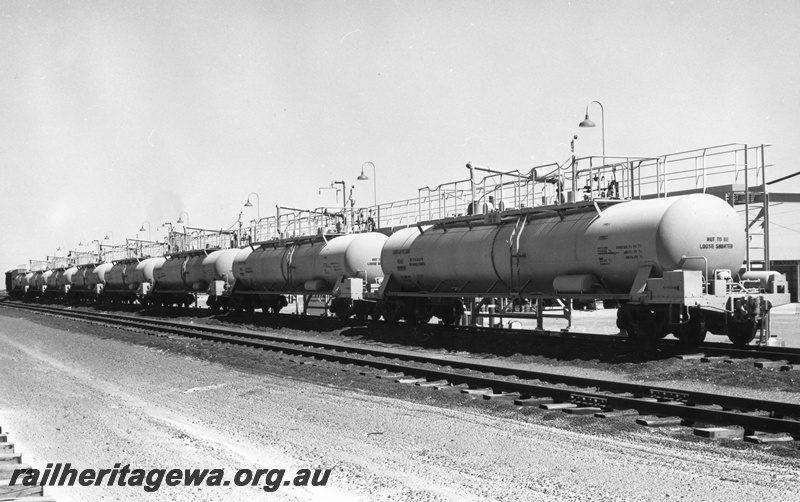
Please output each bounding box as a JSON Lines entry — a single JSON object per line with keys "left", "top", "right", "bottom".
{"left": 6, "top": 301, "right": 800, "bottom": 437}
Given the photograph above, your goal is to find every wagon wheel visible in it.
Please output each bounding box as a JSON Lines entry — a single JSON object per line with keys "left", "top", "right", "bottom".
{"left": 674, "top": 312, "right": 707, "bottom": 346}
{"left": 382, "top": 301, "right": 404, "bottom": 323}
{"left": 336, "top": 306, "right": 353, "bottom": 320}
{"left": 440, "top": 300, "right": 465, "bottom": 326}
{"left": 416, "top": 311, "right": 432, "bottom": 325}
{"left": 727, "top": 320, "right": 757, "bottom": 347}
{"left": 354, "top": 303, "right": 370, "bottom": 322}
{"left": 370, "top": 303, "right": 382, "bottom": 321}
{"left": 619, "top": 306, "right": 667, "bottom": 341}
{"left": 440, "top": 309, "right": 456, "bottom": 326}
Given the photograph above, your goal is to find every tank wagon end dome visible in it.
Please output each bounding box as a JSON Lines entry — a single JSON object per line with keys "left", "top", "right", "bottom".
{"left": 655, "top": 193, "right": 746, "bottom": 276}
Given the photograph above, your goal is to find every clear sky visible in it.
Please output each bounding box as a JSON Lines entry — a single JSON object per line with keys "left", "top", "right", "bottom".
{"left": 2, "top": 0, "right": 800, "bottom": 271}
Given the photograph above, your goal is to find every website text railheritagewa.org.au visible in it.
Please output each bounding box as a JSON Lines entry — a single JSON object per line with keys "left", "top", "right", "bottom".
{"left": 9, "top": 463, "right": 332, "bottom": 493}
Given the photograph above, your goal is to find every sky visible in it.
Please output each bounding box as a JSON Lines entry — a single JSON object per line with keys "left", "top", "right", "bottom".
{"left": 2, "top": 0, "right": 800, "bottom": 272}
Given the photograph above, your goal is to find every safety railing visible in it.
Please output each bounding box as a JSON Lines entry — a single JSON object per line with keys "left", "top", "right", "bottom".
{"left": 369, "top": 143, "right": 769, "bottom": 230}
{"left": 165, "top": 227, "right": 237, "bottom": 253}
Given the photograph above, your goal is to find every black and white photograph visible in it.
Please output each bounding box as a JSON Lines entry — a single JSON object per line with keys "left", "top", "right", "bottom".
{"left": 2, "top": 1, "right": 800, "bottom": 500}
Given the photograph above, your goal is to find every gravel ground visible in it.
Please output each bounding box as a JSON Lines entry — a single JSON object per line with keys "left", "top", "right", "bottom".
{"left": 2, "top": 308, "right": 800, "bottom": 501}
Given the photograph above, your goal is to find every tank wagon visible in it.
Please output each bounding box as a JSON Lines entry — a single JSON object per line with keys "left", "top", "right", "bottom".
{"left": 339, "top": 193, "right": 789, "bottom": 346}
{"left": 69, "top": 262, "right": 113, "bottom": 302}
{"left": 151, "top": 250, "right": 209, "bottom": 307}
{"left": 105, "top": 256, "right": 164, "bottom": 304}
{"left": 221, "top": 232, "right": 387, "bottom": 315}
{"left": 7, "top": 144, "right": 790, "bottom": 347}
{"left": 203, "top": 248, "right": 241, "bottom": 311}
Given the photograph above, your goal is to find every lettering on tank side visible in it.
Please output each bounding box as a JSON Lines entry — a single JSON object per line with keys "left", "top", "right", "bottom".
{"left": 596, "top": 240, "right": 618, "bottom": 266}
{"left": 323, "top": 261, "right": 343, "bottom": 274}
{"left": 596, "top": 241, "right": 643, "bottom": 264}
{"left": 700, "top": 236, "right": 733, "bottom": 250}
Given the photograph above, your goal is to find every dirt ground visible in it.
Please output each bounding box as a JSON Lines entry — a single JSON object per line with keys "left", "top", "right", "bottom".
{"left": 2, "top": 308, "right": 800, "bottom": 501}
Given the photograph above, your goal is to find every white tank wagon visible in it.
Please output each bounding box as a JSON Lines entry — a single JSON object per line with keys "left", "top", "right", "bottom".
{"left": 48, "top": 267, "right": 72, "bottom": 298}
{"left": 374, "top": 194, "right": 789, "bottom": 345}
{"left": 82, "top": 262, "right": 113, "bottom": 300}
{"left": 66, "top": 265, "right": 92, "bottom": 301}
{"left": 33, "top": 270, "right": 53, "bottom": 297}
{"left": 203, "top": 248, "right": 242, "bottom": 311}
{"left": 60, "top": 266, "right": 79, "bottom": 297}
{"left": 41, "top": 268, "right": 66, "bottom": 300}
{"left": 104, "top": 257, "right": 160, "bottom": 304}
{"left": 228, "top": 232, "right": 388, "bottom": 315}
{"left": 131, "top": 257, "right": 164, "bottom": 305}
{"left": 68, "top": 266, "right": 87, "bottom": 297}
{"left": 22, "top": 270, "right": 46, "bottom": 299}
{"left": 152, "top": 250, "right": 214, "bottom": 307}
{"left": 19, "top": 271, "right": 35, "bottom": 300}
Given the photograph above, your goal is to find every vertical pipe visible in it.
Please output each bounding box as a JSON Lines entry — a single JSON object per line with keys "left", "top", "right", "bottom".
{"left": 762, "top": 145, "right": 770, "bottom": 271}
{"left": 417, "top": 188, "right": 422, "bottom": 223}
{"left": 702, "top": 148, "right": 707, "bottom": 192}
{"left": 571, "top": 156, "right": 577, "bottom": 203}
{"left": 467, "top": 162, "right": 476, "bottom": 214}
{"left": 744, "top": 145, "right": 750, "bottom": 270}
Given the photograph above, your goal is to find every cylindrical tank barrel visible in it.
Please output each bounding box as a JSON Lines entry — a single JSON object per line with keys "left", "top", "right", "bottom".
{"left": 62, "top": 267, "right": 78, "bottom": 288}
{"left": 184, "top": 255, "right": 207, "bottom": 290}
{"left": 202, "top": 249, "right": 241, "bottom": 286}
{"left": 105, "top": 262, "right": 129, "bottom": 290}
{"left": 85, "top": 263, "right": 112, "bottom": 288}
{"left": 381, "top": 194, "right": 745, "bottom": 295}
{"left": 234, "top": 233, "right": 387, "bottom": 291}
{"left": 71, "top": 268, "right": 87, "bottom": 288}
{"left": 39, "top": 270, "right": 54, "bottom": 289}
{"left": 132, "top": 257, "right": 164, "bottom": 287}
{"left": 154, "top": 257, "right": 185, "bottom": 290}
{"left": 154, "top": 254, "right": 207, "bottom": 291}
{"left": 13, "top": 272, "right": 27, "bottom": 291}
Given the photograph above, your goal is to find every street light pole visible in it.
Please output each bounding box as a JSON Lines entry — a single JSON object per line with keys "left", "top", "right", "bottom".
{"left": 244, "top": 192, "right": 260, "bottom": 221}
{"left": 140, "top": 221, "right": 151, "bottom": 241}
{"left": 357, "top": 161, "right": 377, "bottom": 207}
{"left": 578, "top": 100, "right": 605, "bottom": 161}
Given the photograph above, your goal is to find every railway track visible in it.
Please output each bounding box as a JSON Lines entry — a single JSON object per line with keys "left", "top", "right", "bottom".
{"left": 5, "top": 299, "right": 799, "bottom": 364}
{"left": 3, "top": 300, "right": 800, "bottom": 443}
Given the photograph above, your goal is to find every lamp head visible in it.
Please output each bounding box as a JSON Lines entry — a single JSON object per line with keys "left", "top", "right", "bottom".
{"left": 579, "top": 113, "right": 596, "bottom": 128}
{"left": 244, "top": 200, "right": 253, "bottom": 207}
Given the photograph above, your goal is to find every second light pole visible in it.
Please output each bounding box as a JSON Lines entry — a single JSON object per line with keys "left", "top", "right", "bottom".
{"left": 244, "top": 192, "right": 260, "bottom": 221}
{"left": 357, "top": 161, "right": 377, "bottom": 207}
{"left": 578, "top": 100, "right": 605, "bottom": 161}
